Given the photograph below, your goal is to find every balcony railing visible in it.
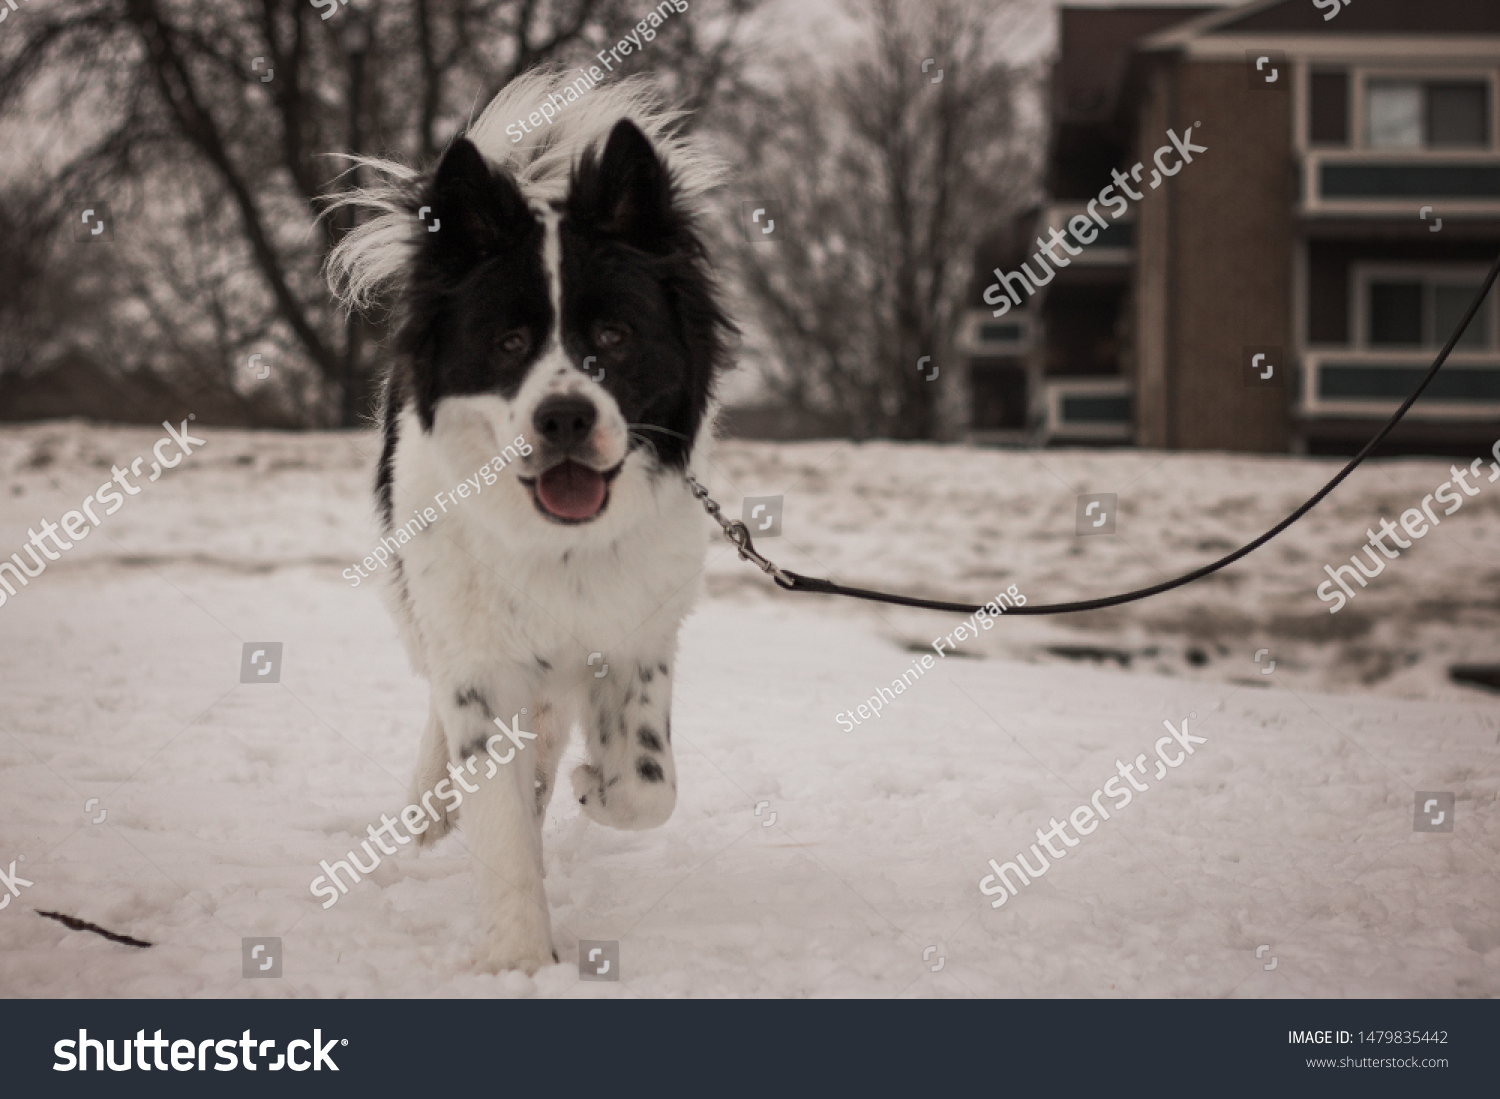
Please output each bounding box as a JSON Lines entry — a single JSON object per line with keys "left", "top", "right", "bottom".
{"left": 1301, "top": 150, "right": 1500, "bottom": 216}
{"left": 1041, "top": 204, "right": 1134, "bottom": 266}
{"left": 1301, "top": 349, "right": 1500, "bottom": 418}
{"left": 957, "top": 309, "right": 1033, "bottom": 356}
{"left": 1042, "top": 378, "right": 1134, "bottom": 441}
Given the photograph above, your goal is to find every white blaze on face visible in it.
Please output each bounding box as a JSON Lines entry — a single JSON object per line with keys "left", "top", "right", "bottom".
{"left": 537, "top": 201, "right": 564, "bottom": 323}
{"left": 487, "top": 202, "right": 628, "bottom": 523}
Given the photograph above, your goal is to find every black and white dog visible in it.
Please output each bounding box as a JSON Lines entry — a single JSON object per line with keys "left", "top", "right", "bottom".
{"left": 327, "top": 73, "right": 734, "bottom": 972}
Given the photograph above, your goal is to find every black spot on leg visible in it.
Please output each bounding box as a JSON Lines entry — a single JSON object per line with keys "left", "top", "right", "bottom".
{"left": 624, "top": 686, "right": 635, "bottom": 706}
{"left": 534, "top": 655, "right": 552, "bottom": 671}
{"left": 562, "top": 550, "right": 572, "bottom": 564}
{"left": 639, "top": 692, "right": 651, "bottom": 706}
{"left": 601, "top": 728, "right": 610, "bottom": 746}
{"left": 638, "top": 726, "right": 663, "bottom": 752}
{"left": 606, "top": 776, "right": 620, "bottom": 788}
{"left": 454, "top": 688, "right": 494, "bottom": 721}
{"left": 637, "top": 757, "right": 665, "bottom": 782}
{"left": 658, "top": 663, "right": 669, "bottom": 676}
{"left": 638, "top": 665, "right": 654, "bottom": 684}
{"left": 461, "top": 735, "right": 490, "bottom": 759}
{"left": 665, "top": 718, "right": 672, "bottom": 743}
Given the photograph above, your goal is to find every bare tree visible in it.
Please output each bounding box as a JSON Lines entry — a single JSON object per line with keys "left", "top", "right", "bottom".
{"left": 0, "top": 0, "right": 761, "bottom": 426}
{"left": 717, "top": 0, "right": 1039, "bottom": 439}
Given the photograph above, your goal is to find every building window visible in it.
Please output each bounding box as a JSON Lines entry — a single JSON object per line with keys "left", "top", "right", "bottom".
{"left": 958, "top": 310, "right": 1032, "bottom": 356}
{"left": 977, "top": 321, "right": 1026, "bottom": 347}
{"left": 1309, "top": 70, "right": 1349, "bottom": 145}
{"left": 1358, "top": 267, "right": 1493, "bottom": 350}
{"left": 1365, "top": 79, "right": 1489, "bottom": 149}
{"left": 969, "top": 364, "right": 1029, "bottom": 430}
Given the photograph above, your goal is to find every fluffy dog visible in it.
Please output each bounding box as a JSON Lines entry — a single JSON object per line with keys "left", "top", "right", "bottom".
{"left": 326, "top": 72, "right": 734, "bottom": 972}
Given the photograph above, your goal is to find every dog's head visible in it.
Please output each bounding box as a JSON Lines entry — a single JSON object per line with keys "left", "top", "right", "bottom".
{"left": 389, "top": 118, "right": 732, "bottom": 531}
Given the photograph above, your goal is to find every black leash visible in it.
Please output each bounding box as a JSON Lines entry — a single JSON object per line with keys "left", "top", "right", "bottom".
{"left": 694, "top": 249, "right": 1500, "bottom": 616}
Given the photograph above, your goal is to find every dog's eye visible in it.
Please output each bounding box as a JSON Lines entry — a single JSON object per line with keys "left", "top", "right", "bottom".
{"left": 497, "top": 330, "right": 528, "bottom": 355}
{"left": 596, "top": 325, "right": 628, "bottom": 349}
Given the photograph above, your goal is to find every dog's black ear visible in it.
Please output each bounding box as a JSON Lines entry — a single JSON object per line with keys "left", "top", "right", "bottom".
{"left": 573, "top": 119, "right": 677, "bottom": 250}
{"left": 421, "top": 137, "right": 532, "bottom": 275}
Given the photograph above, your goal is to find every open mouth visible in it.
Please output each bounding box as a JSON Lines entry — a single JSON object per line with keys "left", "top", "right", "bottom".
{"left": 520, "top": 460, "right": 623, "bottom": 524}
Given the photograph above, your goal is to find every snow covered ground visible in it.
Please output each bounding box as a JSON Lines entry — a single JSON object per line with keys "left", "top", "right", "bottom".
{"left": 0, "top": 421, "right": 1497, "bottom": 998}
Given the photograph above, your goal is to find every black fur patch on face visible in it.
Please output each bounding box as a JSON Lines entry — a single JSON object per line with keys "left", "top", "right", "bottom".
{"left": 637, "top": 757, "right": 665, "bottom": 782}
{"left": 560, "top": 120, "right": 736, "bottom": 470}
{"left": 638, "top": 726, "right": 663, "bottom": 752}
{"left": 390, "top": 138, "right": 552, "bottom": 433}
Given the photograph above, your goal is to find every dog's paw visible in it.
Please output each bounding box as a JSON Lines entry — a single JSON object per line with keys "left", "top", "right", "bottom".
{"left": 570, "top": 763, "right": 607, "bottom": 813}
{"left": 408, "top": 790, "right": 456, "bottom": 847}
{"left": 474, "top": 928, "right": 558, "bottom": 975}
{"left": 570, "top": 762, "right": 675, "bottom": 831}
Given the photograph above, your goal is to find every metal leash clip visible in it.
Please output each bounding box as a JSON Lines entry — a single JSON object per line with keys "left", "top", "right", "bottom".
{"left": 686, "top": 473, "right": 793, "bottom": 586}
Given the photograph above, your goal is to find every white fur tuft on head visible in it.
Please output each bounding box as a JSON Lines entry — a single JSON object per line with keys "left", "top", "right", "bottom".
{"left": 323, "top": 69, "right": 722, "bottom": 315}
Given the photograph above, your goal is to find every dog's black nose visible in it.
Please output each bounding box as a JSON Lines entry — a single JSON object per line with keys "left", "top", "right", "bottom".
{"left": 533, "top": 395, "right": 598, "bottom": 452}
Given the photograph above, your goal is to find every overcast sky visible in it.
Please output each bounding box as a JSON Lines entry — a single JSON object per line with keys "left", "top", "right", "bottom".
{"left": 742, "top": 0, "right": 1228, "bottom": 70}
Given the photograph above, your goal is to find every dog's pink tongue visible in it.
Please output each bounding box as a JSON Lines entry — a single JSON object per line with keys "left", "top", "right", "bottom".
{"left": 536, "top": 461, "right": 607, "bottom": 520}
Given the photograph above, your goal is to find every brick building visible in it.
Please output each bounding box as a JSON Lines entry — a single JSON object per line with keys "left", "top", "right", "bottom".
{"left": 964, "top": 0, "right": 1500, "bottom": 454}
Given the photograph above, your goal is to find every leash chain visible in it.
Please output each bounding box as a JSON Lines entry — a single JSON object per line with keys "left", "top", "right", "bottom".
{"left": 686, "top": 472, "right": 794, "bottom": 587}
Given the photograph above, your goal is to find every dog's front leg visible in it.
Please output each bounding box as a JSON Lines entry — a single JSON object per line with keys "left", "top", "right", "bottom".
{"left": 409, "top": 703, "right": 457, "bottom": 845}
{"left": 439, "top": 682, "right": 556, "bottom": 973}
{"left": 571, "top": 651, "right": 678, "bottom": 831}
